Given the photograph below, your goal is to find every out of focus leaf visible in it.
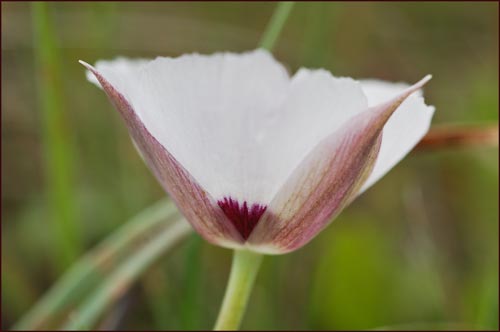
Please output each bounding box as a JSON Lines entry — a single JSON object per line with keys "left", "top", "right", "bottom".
{"left": 12, "top": 198, "right": 183, "bottom": 330}
{"left": 32, "top": 1, "right": 81, "bottom": 270}
{"left": 62, "top": 216, "right": 192, "bottom": 330}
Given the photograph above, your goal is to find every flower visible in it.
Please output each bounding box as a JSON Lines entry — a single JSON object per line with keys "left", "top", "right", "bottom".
{"left": 81, "top": 50, "right": 434, "bottom": 254}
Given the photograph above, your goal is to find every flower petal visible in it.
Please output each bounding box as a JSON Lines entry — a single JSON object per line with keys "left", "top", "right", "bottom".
{"left": 84, "top": 51, "right": 291, "bottom": 205}
{"left": 83, "top": 53, "right": 370, "bottom": 207}
{"left": 80, "top": 61, "right": 244, "bottom": 248}
{"left": 247, "top": 76, "right": 432, "bottom": 254}
{"left": 259, "top": 69, "right": 369, "bottom": 202}
{"left": 85, "top": 57, "right": 149, "bottom": 89}
{"left": 358, "top": 79, "right": 435, "bottom": 193}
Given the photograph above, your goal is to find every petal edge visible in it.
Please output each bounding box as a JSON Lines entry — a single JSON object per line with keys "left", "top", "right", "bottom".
{"left": 81, "top": 61, "right": 244, "bottom": 248}
{"left": 248, "top": 76, "right": 432, "bottom": 254}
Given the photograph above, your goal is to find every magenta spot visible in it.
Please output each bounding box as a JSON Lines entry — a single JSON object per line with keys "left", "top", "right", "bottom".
{"left": 217, "top": 197, "right": 267, "bottom": 240}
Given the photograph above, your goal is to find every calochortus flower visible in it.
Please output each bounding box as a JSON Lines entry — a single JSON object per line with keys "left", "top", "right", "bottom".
{"left": 81, "top": 50, "right": 434, "bottom": 254}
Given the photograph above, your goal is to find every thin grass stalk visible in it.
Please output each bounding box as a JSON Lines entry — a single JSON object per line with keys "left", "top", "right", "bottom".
{"left": 12, "top": 198, "right": 179, "bottom": 330}
{"left": 31, "top": 1, "right": 81, "bottom": 269}
{"left": 259, "top": 2, "right": 295, "bottom": 51}
{"left": 179, "top": 234, "right": 203, "bottom": 330}
{"left": 62, "top": 218, "right": 192, "bottom": 330}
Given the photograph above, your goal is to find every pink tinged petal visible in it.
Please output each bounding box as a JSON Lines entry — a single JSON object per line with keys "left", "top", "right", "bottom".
{"left": 358, "top": 80, "right": 435, "bottom": 194}
{"left": 79, "top": 61, "right": 244, "bottom": 248}
{"left": 248, "top": 75, "right": 432, "bottom": 254}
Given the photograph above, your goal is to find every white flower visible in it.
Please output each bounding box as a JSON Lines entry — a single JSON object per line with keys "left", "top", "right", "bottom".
{"left": 81, "top": 49, "right": 434, "bottom": 254}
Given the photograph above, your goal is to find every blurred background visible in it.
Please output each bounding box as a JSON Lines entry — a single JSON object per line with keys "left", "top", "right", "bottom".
{"left": 1, "top": 1, "right": 498, "bottom": 330}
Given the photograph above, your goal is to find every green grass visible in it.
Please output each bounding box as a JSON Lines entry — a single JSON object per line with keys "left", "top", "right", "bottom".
{"left": 31, "top": 2, "right": 81, "bottom": 269}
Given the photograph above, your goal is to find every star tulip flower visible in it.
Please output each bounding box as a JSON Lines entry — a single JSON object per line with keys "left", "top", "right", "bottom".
{"left": 81, "top": 49, "right": 434, "bottom": 254}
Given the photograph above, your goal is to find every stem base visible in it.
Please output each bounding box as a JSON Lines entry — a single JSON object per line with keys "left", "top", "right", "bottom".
{"left": 214, "top": 250, "right": 263, "bottom": 330}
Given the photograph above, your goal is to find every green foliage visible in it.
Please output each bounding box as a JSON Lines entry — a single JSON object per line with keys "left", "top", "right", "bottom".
{"left": 310, "top": 223, "right": 400, "bottom": 329}
{"left": 12, "top": 198, "right": 183, "bottom": 330}
{"left": 31, "top": 1, "right": 81, "bottom": 270}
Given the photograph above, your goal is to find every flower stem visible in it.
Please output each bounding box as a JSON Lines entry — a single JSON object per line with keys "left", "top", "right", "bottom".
{"left": 214, "top": 250, "right": 263, "bottom": 330}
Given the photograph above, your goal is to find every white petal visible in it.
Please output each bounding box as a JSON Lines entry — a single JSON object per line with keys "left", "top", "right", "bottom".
{"left": 257, "top": 68, "right": 368, "bottom": 202}
{"left": 248, "top": 76, "right": 431, "bottom": 254}
{"left": 82, "top": 62, "right": 245, "bottom": 246}
{"left": 86, "top": 50, "right": 368, "bottom": 206}
{"left": 86, "top": 57, "right": 149, "bottom": 89}
{"left": 358, "top": 79, "right": 435, "bottom": 193}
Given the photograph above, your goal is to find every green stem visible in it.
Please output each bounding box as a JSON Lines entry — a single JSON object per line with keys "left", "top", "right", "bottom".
{"left": 259, "top": 2, "right": 295, "bottom": 51}
{"left": 214, "top": 250, "right": 263, "bottom": 330}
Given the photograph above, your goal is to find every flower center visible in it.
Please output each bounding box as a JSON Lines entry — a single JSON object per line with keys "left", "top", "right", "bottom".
{"left": 217, "top": 197, "right": 267, "bottom": 240}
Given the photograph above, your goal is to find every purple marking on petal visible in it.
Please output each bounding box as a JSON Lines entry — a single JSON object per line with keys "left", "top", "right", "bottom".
{"left": 217, "top": 197, "right": 267, "bottom": 240}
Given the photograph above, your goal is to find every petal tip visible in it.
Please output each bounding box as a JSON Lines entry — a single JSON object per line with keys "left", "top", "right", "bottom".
{"left": 397, "top": 74, "right": 432, "bottom": 102}
{"left": 80, "top": 60, "right": 104, "bottom": 88}
{"left": 79, "top": 60, "right": 97, "bottom": 74}
{"left": 420, "top": 74, "right": 432, "bottom": 85}
{"left": 412, "top": 74, "right": 432, "bottom": 91}
{"left": 79, "top": 59, "right": 91, "bottom": 67}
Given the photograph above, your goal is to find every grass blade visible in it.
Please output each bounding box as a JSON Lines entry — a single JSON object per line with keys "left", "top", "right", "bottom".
{"left": 12, "top": 198, "right": 180, "bottom": 330}
{"left": 259, "top": 2, "right": 295, "bottom": 51}
{"left": 31, "top": 2, "right": 81, "bottom": 269}
{"left": 179, "top": 234, "right": 203, "bottom": 330}
{"left": 62, "top": 217, "right": 192, "bottom": 330}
